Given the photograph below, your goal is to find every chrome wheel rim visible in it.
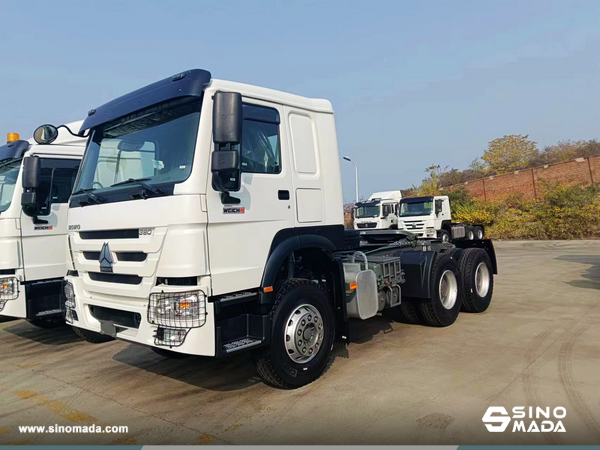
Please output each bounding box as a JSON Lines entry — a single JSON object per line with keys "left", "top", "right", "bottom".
{"left": 439, "top": 270, "right": 458, "bottom": 309}
{"left": 468, "top": 231, "right": 474, "bottom": 240}
{"left": 477, "top": 229, "right": 483, "bottom": 239}
{"left": 442, "top": 233, "right": 449, "bottom": 242}
{"left": 284, "top": 304, "right": 324, "bottom": 363}
{"left": 475, "top": 262, "right": 490, "bottom": 297}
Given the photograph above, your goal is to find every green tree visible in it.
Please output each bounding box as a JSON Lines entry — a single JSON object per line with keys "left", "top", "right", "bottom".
{"left": 481, "top": 134, "right": 538, "bottom": 174}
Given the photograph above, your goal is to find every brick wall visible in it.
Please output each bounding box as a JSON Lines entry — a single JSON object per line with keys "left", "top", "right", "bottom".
{"left": 445, "top": 155, "right": 599, "bottom": 201}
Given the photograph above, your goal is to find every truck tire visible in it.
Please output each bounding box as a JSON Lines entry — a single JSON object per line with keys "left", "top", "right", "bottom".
{"left": 151, "top": 347, "right": 190, "bottom": 359}
{"left": 418, "top": 254, "right": 462, "bottom": 327}
{"left": 343, "top": 229, "right": 361, "bottom": 250}
{"left": 72, "top": 326, "right": 115, "bottom": 344}
{"left": 252, "top": 278, "right": 335, "bottom": 389}
{"left": 457, "top": 248, "right": 494, "bottom": 313}
{"left": 467, "top": 228, "right": 475, "bottom": 240}
{"left": 474, "top": 226, "right": 484, "bottom": 239}
{"left": 27, "top": 318, "right": 64, "bottom": 329}
{"left": 383, "top": 298, "right": 421, "bottom": 324}
{"left": 438, "top": 229, "right": 450, "bottom": 243}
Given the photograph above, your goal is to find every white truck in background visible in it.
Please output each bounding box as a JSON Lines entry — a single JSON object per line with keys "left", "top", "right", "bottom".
{"left": 0, "top": 123, "right": 86, "bottom": 327}
{"left": 353, "top": 190, "right": 402, "bottom": 230}
{"left": 39, "top": 69, "right": 497, "bottom": 388}
{"left": 396, "top": 195, "right": 484, "bottom": 242}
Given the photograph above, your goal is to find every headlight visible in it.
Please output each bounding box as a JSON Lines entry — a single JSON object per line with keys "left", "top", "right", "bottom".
{"left": 397, "top": 222, "right": 404, "bottom": 229}
{"left": 426, "top": 227, "right": 435, "bottom": 233}
{"left": 0, "top": 277, "right": 19, "bottom": 304}
{"left": 148, "top": 290, "right": 206, "bottom": 328}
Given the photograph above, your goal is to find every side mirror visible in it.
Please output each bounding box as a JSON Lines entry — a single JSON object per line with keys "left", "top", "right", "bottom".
{"left": 22, "top": 156, "right": 40, "bottom": 189}
{"left": 21, "top": 156, "right": 46, "bottom": 222}
{"left": 213, "top": 92, "right": 243, "bottom": 144}
{"left": 212, "top": 92, "right": 242, "bottom": 202}
{"left": 33, "top": 124, "right": 59, "bottom": 144}
{"left": 211, "top": 150, "right": 239, "bottom": 173}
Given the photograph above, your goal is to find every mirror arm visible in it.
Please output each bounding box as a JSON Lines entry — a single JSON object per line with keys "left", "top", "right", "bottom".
{"left": 57, "top": 124, "right": 90, "bottom": 139}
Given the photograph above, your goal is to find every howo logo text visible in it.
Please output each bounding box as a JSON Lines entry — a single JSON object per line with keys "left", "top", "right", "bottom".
{"left": 482, "top": 406, "right": 566, "bottom": 433}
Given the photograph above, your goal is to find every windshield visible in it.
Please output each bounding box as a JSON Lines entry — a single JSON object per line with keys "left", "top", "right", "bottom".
{"left": 74, "top": 99, "right": 201, "bottom": 195}
{"left": 0, "top": 159, "right": 21, "bottom": 214}
{"left": 399, "top": 200, "right": 433, "bottom": 217}
{"left": 355, "top": 205, "right": 380, "bottom": 219}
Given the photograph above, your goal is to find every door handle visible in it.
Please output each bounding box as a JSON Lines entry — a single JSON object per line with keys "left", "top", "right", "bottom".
{"left": 278, "top": 190, "right": 290, "bottom": 200}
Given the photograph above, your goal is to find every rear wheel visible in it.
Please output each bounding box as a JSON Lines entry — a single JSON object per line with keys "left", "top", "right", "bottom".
{"left": 418, "top": 254, "right": 462, "bottom": 327}
{"left": 27, "top": 318, "right": 64, "bottom": 329}
{"left": 457, "top": 248, "right": 494, "bottom": 313}
{"left": 252, "top": 278, "right": 335, "bottom": 389}
{"left": 467, "top": 228, "right": 475, "bottom": 240}
{"left": 438, "top": 229, "right": 450, "bottom": 243}
{"left": 474, "top": 226, "right": 484, "bottom": 239}
{"left": 72, "top": 326, "right": 114, "bottom": 343}
{"left": 343, "top": 229, "right": 361, "bottom": 250}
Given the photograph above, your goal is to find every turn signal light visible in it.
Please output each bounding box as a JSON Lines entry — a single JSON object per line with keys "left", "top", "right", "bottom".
{"left": 7, "top": 133, "right": 19, "bottom": 143}
{"left": 350, "top": 282, "right": 357, "bottom": 290}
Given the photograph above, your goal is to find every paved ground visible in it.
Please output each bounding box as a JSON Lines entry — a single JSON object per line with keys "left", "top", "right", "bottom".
{"left": 1, "top": 241, "right": 599, "bottom": 445}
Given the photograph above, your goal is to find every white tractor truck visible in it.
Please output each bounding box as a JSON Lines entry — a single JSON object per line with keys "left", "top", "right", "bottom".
{"left": 0, "top": 123, "right": 85, "bottom": 327}
{"left": 396, "top": 195, "right": 485, "bottom": 242}
{"left": 39, "top": 69, "right": 497, "bottom": 388}
{"left": 353, "top": 190, "right": 402, "bottom": 230}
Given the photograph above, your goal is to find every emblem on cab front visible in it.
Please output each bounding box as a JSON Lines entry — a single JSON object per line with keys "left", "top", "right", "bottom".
{"left": 99, "top": 242, "right": 114, "bottom": 273}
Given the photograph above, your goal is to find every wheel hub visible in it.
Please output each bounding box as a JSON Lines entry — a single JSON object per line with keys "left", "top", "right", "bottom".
{"left": 475, "top": 262, "right": 490, "bottom": 297}
{"left": 439, "top": 270, "right": 458, "bottom": 309}
{"left": 284, "top": 304, "right": 324, "bottom": 363}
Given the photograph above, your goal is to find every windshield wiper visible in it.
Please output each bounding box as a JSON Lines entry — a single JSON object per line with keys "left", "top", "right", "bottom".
{"left": 110, "top": 178, "right": 165, "bottom": 195}
{"left": 72, "top": 188, "right": 106, "bottom": 205}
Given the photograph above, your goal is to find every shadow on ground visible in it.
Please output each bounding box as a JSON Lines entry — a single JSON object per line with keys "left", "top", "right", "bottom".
{"left": 2, "top": 320, "right": 83, "bottom": 346}
{"left": 111, "top": 313, "right": 405, "bottom": 392}
{"left": 556, "top": 255, "right": 600, "bottom": 290}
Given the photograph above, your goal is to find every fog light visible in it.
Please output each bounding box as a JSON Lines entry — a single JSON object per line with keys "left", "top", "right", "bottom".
{"left": 148, "top": 290, "right": 206, "bottom": 328}
{"left": 0, "top": 277, "right": 19, "bottom": 305}
{"left": 154, "top": 327, "right": 189, "bottom": 347}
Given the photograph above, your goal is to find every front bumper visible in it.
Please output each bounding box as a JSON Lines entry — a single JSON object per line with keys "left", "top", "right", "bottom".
{"left": 66, "top": 275, "right": 216, "bottom": 356}
{"left": 0, "top": 277, "right": 26, "bottom": 319}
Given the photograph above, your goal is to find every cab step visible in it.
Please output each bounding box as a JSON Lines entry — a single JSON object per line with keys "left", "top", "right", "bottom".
{"left": 222, "top": 337, "right": 263, "bottom": 353}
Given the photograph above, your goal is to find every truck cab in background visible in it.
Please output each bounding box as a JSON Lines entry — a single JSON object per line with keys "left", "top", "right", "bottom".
{"left": 353, "top": 190, "right": 402, "bottom": 230}
{"left": 396, "top": 195, "right": 484, "bottom": 242}
{"left": 0, "top": 123, "right": 85, "bottom": 327}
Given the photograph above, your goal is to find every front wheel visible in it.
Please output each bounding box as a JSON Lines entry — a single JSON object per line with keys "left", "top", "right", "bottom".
{"left": 72, "top": 326, "right": 114, "bottom": 343}
{"left": 252, "top": 278, "right": 335, "bottom": 389}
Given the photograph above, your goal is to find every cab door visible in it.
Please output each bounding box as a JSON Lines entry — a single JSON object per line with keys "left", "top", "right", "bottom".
{"left": 20, "top": 157, "right": 80, "bottom": 282}
{"left": 206, "top": 100, "right": 294, "bottom": 295}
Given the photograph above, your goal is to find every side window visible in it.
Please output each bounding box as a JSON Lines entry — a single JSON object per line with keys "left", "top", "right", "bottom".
{"left": 382, "top": 204, "right": 393, "bottom": 217}
{"left": 36, "top": 159, "right": 80, "bottom": 215}
{"left": 240, "top": 104, "right": 281, "bottom": 174}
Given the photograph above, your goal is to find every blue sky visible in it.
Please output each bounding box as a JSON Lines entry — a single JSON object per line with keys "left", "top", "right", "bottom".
{"left": 2, "top": 0, "right": 599, "bottom": 202}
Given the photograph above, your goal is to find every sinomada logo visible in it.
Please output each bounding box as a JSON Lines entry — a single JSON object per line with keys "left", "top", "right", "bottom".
{"left": 482, "top": 406, "right": 566, "bottom": 433}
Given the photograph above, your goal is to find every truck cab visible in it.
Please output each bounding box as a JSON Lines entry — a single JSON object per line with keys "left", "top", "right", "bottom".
{"left": 0, "top": 123, "right": 85, "bottom": 327}
{"left": 353, "top": 190, "right": 402, "bottom": 230}
{"left": 396, "top": 195, "right": 451, "bottom": 239}
{"left": 54, "top": 69, "right": 496, "bottom": 389}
